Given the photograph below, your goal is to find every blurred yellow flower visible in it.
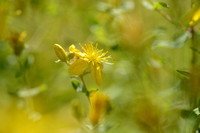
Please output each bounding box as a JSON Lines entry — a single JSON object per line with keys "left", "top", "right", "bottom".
{"left": 9, "top": 31, "right": 27, "bottom": 56}
{"left": 89, "top": 91, "right": 110, "bottom": 126}
{"left": 189, "top": 8, "right": 200, "bottom": 26}
{"left": 68, "top": 42, "right": 111, "bottom": 86}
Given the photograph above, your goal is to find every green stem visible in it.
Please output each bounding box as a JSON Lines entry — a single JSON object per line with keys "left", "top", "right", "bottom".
{"left": 190, "top": 26, "right": 197, "bottom": 108}
{"left": 80, "top": 75, "right": 90, "bottom": 98}
{"left": 17, "top": 57, "right": 34, "bottom": 113}
{"left": 148, "top": 0, "right": 186, "bottom": 30}
{"left": 191, "top": 27, "right": 196, "bottom": 67}
{"left": 189, "top": 26, "right": 200, "bottom": 133}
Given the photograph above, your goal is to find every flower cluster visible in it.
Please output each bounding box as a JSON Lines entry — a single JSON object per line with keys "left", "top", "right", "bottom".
{"left": 54, "top": 42, "right": 111, "bottom": 86}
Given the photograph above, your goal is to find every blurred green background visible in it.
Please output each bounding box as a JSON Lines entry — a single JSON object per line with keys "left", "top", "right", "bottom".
{"left": 0, "top": 0, "right": 198, "bottom": 133}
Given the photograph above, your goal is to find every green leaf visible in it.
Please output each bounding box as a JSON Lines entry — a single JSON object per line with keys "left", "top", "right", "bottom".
{"left": 153, "top": 2, "right": 169, "bottom": 9}
{"left": 24, "top": 55, "right": 34, "bottom": 70}
{"left": 191, "top": 47, "right": 200, "bottom": 54}
{"left": 15, "top": 70, "right": 24, "bottom": 78}
{"left": 181, "top": 109, "right": 197, "bottom": 119}
{"left": 152, "top": 32, "right": 192, "bottom": 49}
{"left": 7, "top": 88, "right": 19, "bottom": 96}
{"left": 158, "top": 2, "right": 169, "bottom": 8}
{"left": 176, "top": 70, "right": 191, "bottom": 77}
{"left": 24, "top": 57, "right": 30, "bottom": 70}
{"left": 71, "top": 79, "right": 85, "bottom": 93}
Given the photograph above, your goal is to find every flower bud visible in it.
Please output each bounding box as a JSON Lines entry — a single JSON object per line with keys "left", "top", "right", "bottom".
{"left": 89, "top": 91, "right": 110, "bottom": 126}
{"left": 53, "top": 44, "right": 68, "bottom": 62}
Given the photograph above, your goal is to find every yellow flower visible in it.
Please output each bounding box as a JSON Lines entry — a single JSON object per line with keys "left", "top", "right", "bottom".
{"left": 89, "top": 91, "right": 110, "bottom": 126}
{"left": 68, "top": 42, "right": 111, "bottom": 86}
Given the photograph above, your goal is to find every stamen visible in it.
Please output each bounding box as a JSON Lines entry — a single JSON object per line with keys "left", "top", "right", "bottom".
{"left": 79, "top": 43, "right": 87, "bottom": 53}
{"left": 98, "top": 51, "right": 108, "bottom": 58}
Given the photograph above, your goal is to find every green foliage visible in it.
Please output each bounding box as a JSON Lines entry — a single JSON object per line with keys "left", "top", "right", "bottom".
{"left": 153, "top": 2, "right": 169, "bottom": 9}
{"left": 191, "top": 47, "right": 200, "bottom": 54}
{"left": 71, "top": 79, "right": 86, "bottom": 93}
{"left": 142, "top": 0, "right": 168, "bottom": 10}
{"left": 181, "top": 109, "right": 197, "bottom": 119}
{"left": 1, "top": 0, "right": 200, "bottom": 133}
{"left": 177, "top": 70, "right": 191, "bottom": 78}
{"left": 152, "top": 32, "right": 192, "bottom": 49}
{"left": 15, "top": 55, "right": 34, "bottom": 78}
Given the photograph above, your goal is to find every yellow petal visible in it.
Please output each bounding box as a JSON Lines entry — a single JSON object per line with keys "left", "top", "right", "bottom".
{"left": 68, "top": 58, "right": 89, "bottom": 75}
{"left": 69, "top": 44, "right": 78, "bottom": 53}
{"left": 89, "top": 108, "right": 101, "bottom": 126}
{"left": 91, "top": 62, "right": 103, "bottom": 86}
{"left": 69, "top": 44, "right": 86, "bottom": 57}
{"left": 54, "top": 44, "right": 68, "bottom": 62}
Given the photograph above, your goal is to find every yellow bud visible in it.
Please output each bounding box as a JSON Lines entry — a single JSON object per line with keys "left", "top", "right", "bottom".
{"left": 89, "top": 91, "right": 110, "bottom": 126}
{"left": 53, "top": 44, "right": 68, "bottom": 62}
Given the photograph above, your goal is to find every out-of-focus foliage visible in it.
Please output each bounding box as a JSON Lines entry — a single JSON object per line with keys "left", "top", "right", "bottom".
{"left": 1, "top": 0, "right": 200, "bottom": 133}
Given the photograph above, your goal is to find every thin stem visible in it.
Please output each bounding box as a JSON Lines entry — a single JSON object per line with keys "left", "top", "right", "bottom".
{"left": 191, "top": 27, "right": 196, "bottom": 66}
{"left": 17, "top": 57, "right": 34, "bottom": 113}
{"left": 190, "top": 26, "right": 198, "bottom": 109}
{"left": 24, "top": 71, "right": 34, "bottom": 113}
{"left": 80, "top": 75, "right": 90, "bottom": 98}
{"left": 148, "top": 0, "right": 186, "bottom": 31}
{"left": 189, "top": 26, "right": 200, "bottom": 133}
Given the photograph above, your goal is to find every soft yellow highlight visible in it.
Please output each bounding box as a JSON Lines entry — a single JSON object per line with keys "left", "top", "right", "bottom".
{"left": 189, "top": 8, "right": 200, "bottom": 26}
{"left": 89, "top": 91, "right": 110, "bottom": 126}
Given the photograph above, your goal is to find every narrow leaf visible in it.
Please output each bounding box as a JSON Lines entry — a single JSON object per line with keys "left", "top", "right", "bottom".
{"left": 24, "top": 55, "right": 34, "bottom": 70}
{"left": 176, "top": 70, "right": 191, "bottom": 77}
{"left": 152, "top": 32, "right": 191, "bottom": 49}
{"left": 181, "top": 109, "right": 197, "bottom": 119}
{"left": 71, "top": 79, "right": 85, "bottom": 93}
{"left": 153, "top": 2, "right": 169, "bottom": 9}
{"left": 159, "top": 2, "right": 169, "bottom": 8}
{"left": 15, "top": 70, "right": 24, "bottom": 78}
{"left": 191, "top": 47, "right": 200, "bottom": 54}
